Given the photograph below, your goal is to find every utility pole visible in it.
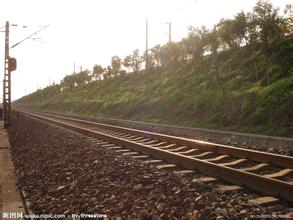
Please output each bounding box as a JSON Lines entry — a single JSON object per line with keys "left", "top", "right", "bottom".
{"left": 3, "top": 21, "right": 11, "bottom": 128}
{"left": 73, "top": 62, "right": 76, "bottom": 74}
{"left": 2, "top": 22, "right": 49, "bottom": 128}
{"left": 145, "top": 18, "right": 149, "bottom": 73}
{"left": 166, "top": 22, "right": 172, "bottom": 73}
{"left": 167, "top": 22, "right": 172, "bottom": 43}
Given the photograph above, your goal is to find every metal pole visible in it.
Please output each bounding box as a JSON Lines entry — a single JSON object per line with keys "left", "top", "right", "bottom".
{"left": 166, "top": 22, "right": 172, "bottom": 73}
{"left": 1, "top": 23, "right": 49, "bottom": 127}
{"left": 145, "top": 18, "right": 149, "bottom": 73}
{"left": 74, "top": 62, "right": 76, "bottom": 74}
{"left": 3, "top": 21, "right": 11, "bottom": 128}
{"left": 169, "top": 22, "right": 172, "bottom": 43}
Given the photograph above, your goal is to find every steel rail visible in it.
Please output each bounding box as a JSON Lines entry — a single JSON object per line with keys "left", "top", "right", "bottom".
{"left": 27, "top": 111, "right": 293, "bottom": 168}
{"left": 21, "top": 111, "right": 293, "bottom": 201}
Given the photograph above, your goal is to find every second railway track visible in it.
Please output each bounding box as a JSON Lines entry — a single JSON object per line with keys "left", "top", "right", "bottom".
{"left": 21, "top": 110, "right": 293, "bottom": 202}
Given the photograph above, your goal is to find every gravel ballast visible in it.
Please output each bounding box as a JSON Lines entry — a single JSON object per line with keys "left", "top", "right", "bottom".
{"left": 8, "top": 114, "right": 292, "bottom": 218}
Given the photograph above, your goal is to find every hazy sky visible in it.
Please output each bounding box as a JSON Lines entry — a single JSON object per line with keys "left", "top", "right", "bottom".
{"left": 0, "top": 0, "right": 289, "bottom": 100}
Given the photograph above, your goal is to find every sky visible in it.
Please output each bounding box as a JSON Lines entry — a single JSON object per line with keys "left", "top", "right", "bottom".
{"left": 0, "top": 0, "right": 290, "bottom": 100}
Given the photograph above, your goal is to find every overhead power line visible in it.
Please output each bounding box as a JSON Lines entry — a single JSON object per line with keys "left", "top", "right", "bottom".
{"left": 11, "top": 24, "right": 49, "bottom": 49}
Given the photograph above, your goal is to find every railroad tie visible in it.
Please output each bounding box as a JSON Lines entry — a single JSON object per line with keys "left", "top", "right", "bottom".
{"left": 156, "top": 164, "right": 177, "bottom": 170}
{"left": 177, "top": 148, "right": 201, "bottom": 155}
{"left": 115, "top": 149, "right": 131, "bottom": 153}
{"left": 192, "top": 151, "right": 213, "bottom": 159}
{"left": 264, "top": 168, "right": 292, "bottom": 179}
{"left": 219, "top": 159, "right": 247, "bottom": 167}
{"left": 157, "top": 144, "right": 177, "bottom": 149}
{"left": 173, "top": 169, "right": 195, "bottom": 175}
{"left": 132, "top": 155, "right": 149, "bottom": 159}
{"left": 107, "top": 146, "right": 122, "bottom": 150}
{"left": 205, "top": 155, "right": 230, "bottom": 162}
{"left": 192, "top": 177, "right": 217, "bottom": 183}
{"left": 216, "top": 185, "right": 242, "bottom": 193}
{"left": 168, "top": 146, "right": 188, "bottom": 152}
{"left": 240, "top": 163, "right": 269, "bottom": 172}
{"left": 123, "top": 152, "right": 139, "bottom": 156}
{"left": 144, "top": 160, "right": 163, "bottom": 164}
{"left": 149, "top": 142, "right": 167, "bottom": 147}
{"left": 248, "top": 196, "right": 279, "bottom": 206}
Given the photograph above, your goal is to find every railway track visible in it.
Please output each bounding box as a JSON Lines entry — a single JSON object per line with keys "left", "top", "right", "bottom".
{"left": 21, "top": 111, "right": 293, "bottom": 202}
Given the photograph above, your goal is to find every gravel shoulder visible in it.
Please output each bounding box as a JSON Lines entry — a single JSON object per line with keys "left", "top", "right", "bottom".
{"left": 8, "top": 114, "right": 292, "bottom": 218}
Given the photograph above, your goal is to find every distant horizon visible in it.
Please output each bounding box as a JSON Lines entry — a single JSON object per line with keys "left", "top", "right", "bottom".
{"left": 0, "top": 0, "right": 290, "bottom": 101}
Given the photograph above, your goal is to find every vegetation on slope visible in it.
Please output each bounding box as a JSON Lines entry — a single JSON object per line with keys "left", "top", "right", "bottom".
{"left": 15, "top": 1, "right": 293, "bottom": 137}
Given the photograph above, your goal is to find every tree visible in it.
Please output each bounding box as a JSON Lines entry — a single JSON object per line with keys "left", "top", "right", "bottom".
{"left": 233, "top": 11, "right": 249, "bottom": 45}
{"left": 207, "top": 26, "right": 221, "bottom": 85}
{"left": 104, "top": 65, "right": 113, "bottom": 79}
{"left": 284, "top": 4, "right": 293, "bottom": 35}
{"left": 150, "top": 44, "right": 162, "bottom": 68}
{"left": 252, "top": 0, "right": 286, "bottom": 54}
{"left": 75, "top": 70, "right": 91, "bottom": 86}
{"left": 186, "top": 26, "right": 208, "bottom": 72}
{"left": 166, "top": 42, "right": 187, "bottom": 70}
{"left": 217, "top": 12, "right": 248, "bottom": 51}
{"left": 61, "top": 75, "right": 75, "bottom": 89}
{"left": 92, "top": 64, "right": 105, "bottom": 80}
{"left": 157, "top": 45, "right": 170, "bottom": 69}
{"left": 217, "top": 19, "right": 236, "bottom": 49}
{"left": 111, "top": 56, "right": 122, "bottom": 77}
{"left": 123, "top": 49, "right": 143, "bottom": 73}
{"left": 246, "top": 12, "right": 259, "bottom": 48}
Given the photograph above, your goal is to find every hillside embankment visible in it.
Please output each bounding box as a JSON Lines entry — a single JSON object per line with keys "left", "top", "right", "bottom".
{"left": 14, "top": 42, "right": 293, "bottom": 137}
{"left": 14, "top": 6, "right": 293, "bottom": 137}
